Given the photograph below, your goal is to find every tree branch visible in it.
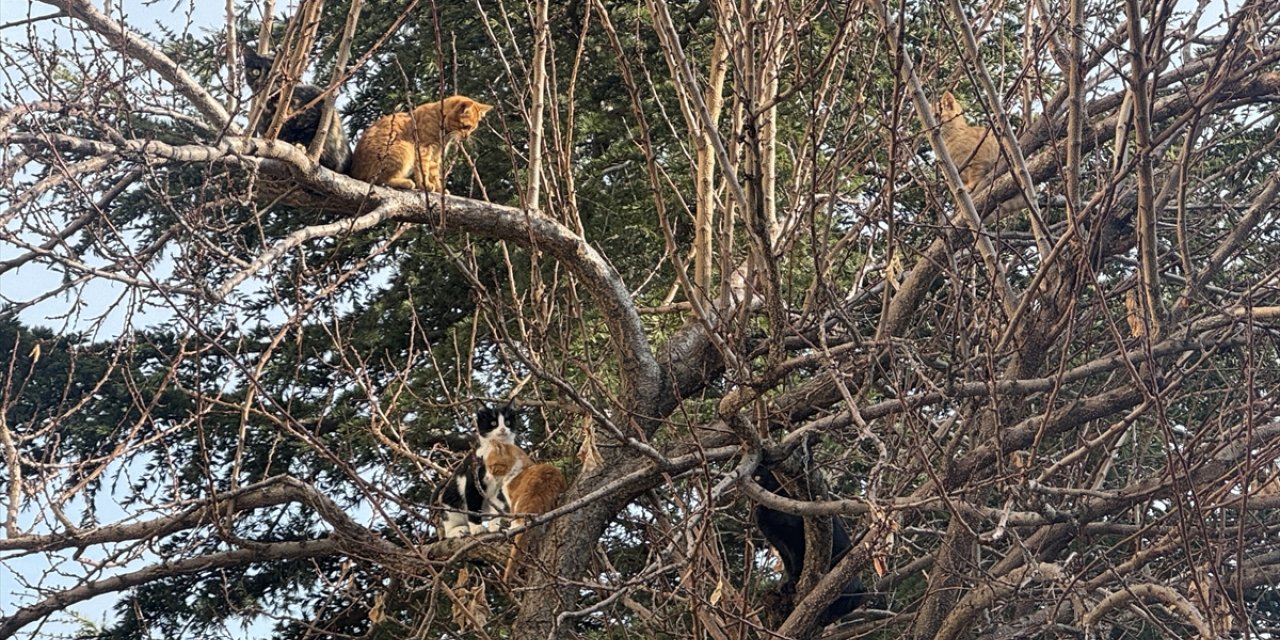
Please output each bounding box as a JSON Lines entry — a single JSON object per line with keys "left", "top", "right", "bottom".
{"left": 35, "top": 0, "right": 233, "bottom": 129}
{"left": 0, "top": 538, "right": 340, "bottom": 638}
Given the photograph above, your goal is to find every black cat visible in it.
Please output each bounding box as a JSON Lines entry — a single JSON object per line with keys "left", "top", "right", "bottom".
{"left": 753, "top": 465, "right": 865, "bottom": 624}
{"left": 242, "top": 46, "right": 352, "bottom": 173}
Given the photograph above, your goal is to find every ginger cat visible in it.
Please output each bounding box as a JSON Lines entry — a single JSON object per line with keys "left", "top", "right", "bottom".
{"left": 500, "top": 456, "right": 567, "bottom": 580}
{"left": 477, "top": 412, "right": 566, "bottom": 580}
{"left": 350, "top": 95, "right": 492, "bottom": 192}
{"left": 937, "top": 91, "right": 1040, "bottom": 214}
{"left": 937, "top": 90, "right": 998, "bottom": 191}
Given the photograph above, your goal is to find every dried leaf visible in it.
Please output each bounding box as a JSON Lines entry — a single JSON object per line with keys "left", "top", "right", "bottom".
{"left": 1010, "top": 450, "right": 1032, "bottom": 472}
{"left": 873, "top": 556, "right": 887, "bottom": 577}
{"left": 450, "top": 569, "right": 491, "bottom": 631}
{"left": 886, "top": 252, "right": 904, "bottom": 291}
{"left": 866, "top": 503, "right": 899, "bottom": 577}
{"left": 577, "top": 413, "right": 603, "bottom": 474}
{"left": 1125, "top": 289, "right": 1145, "bottom": 338}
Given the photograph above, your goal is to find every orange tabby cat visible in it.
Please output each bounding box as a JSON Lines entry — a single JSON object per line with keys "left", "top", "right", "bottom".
{"left": 937, "top": 90, "right": 998, "bottom": 192}
{"left": 484, "top": 442, "right": 566, "bottom": 581}
{"left": 350, "top": 95, "right": 492, "bottom": 192}
{"left": 937, "top": 91, "right": 1038, "bottom": 214}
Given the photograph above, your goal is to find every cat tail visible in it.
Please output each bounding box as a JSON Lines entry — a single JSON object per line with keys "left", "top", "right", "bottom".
{"left": 502, "top": 532, "right": 526, "bottom": 582}
{"left": 325, "top": 117, "right": 353, "bottom": 175}
{"left": 502, "top": 464, "right": 567, "bottom": 582}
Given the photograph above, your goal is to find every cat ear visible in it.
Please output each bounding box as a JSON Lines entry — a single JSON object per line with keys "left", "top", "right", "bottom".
{"left": 451, "top": 98, "right": 475, "bottom": 118}
{"left": 500, "top": 403, "right": 519, "bottom": 428}
{"left": 939, "top": 91, "right": 959, "bottom": 115}
{"left": 454, "top": 98, "right": 493, "bottom": 119}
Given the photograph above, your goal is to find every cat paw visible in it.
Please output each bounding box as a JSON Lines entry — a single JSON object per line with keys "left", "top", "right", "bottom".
{"left": 384, "top": 178, "right": 417, "bottom": 189}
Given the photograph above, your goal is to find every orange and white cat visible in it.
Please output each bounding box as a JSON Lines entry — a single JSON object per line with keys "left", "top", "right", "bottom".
{"left": 350, "top": 95, "right": 492, "bottom": 192}
{"left": 463, "top": 405, "right": 567, "bottom": 579}
{"left": 472, "top": 408, "right": 566, "bottom": 580}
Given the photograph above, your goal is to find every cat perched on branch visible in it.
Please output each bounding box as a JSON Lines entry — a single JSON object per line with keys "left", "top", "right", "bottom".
{"left": 242, "top": 46, "right": 352, "bottom": 173}
{"left": 485, "top": 408, "right": 567, "bottom": 582}
{"left": 936, "top": 90, "right": 1035, "bottom": 213}
{"left": 753, "top": 464, "right": 866, "bottom": 626}
{"left": 437, "top": 406, "right": 522, "bottom": 538}
{"left": 435, "top": 405, "right": 567, "bottom": 581}
{"left": 350, "top": 95, "right": 492, "bottom": 192}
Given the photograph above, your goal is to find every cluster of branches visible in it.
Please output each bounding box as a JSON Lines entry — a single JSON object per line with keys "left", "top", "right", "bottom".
{"left": 3, "top": 0, "right": 1280, "bottom": 638}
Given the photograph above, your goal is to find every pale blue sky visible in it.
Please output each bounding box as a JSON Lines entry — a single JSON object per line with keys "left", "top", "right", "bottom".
{"left": 2, "top": 0, "right": 268, "bottom": 338}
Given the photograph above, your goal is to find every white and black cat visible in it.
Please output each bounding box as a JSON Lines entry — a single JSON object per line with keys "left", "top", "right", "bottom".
{"left": 241, "top": 46, "right": 352, "bottom": 174}
{"left": 753, "top": 464, "right": 865, "bottom": 624}
{"left": 437, "top": 406, "right": 517, "bottom": 538}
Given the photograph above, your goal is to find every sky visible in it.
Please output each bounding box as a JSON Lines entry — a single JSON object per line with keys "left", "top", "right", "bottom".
{"left": 1, "top": 0, "right": 249, "bottom": 339}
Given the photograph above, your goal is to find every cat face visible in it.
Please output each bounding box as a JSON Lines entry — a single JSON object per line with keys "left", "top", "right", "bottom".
{"left": 242, "top": 46, "right": 274, "bottom": 94}
{"left": 444, "top": 96, "right": 494, "bottom": 138}
{"left": 753, "top": 465, "right": 783, "bottom": 493}
{"left": 476, "top": 405, "right": 518, "bottom": 442}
